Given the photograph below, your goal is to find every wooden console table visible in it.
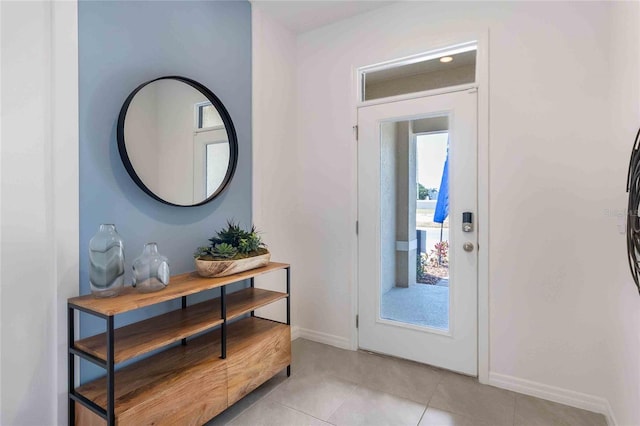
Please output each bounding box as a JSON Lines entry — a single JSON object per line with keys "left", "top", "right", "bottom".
{"left": 68, "top": 262, "right": 291, "bottom": 425}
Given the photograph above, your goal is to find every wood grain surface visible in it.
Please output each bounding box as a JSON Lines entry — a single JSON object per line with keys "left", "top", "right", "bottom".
{"left": 226, "top": 287, "right": 288, "bottom": 321}
{"left": 74, "top": 404, "right": 104, "bottom": 426}
{"left": 195, "top": 252, "right": 271, "bottom": 278}
{"left": 75, "top": 328, "right": 227, "bottom": 425}
{"left": 69, "top": 262, "right": 289, "bottom": 316}
{"left": 74, "top": 299, "right": 223, "bottom": 364}
{"left": 74, "top": 288, "right": 287, "bottom": 363}
{"left": 74, "top": 318, "right": 290, "bottom": 425}
{"left": 226, "top": 318, "right": 291, "bottom": 405}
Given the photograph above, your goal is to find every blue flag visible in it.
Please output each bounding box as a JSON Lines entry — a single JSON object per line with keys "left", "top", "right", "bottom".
{"left": 433, "top": 143, "right": 449, "bottom": 224}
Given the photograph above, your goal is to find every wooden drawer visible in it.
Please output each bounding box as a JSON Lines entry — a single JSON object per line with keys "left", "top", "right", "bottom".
{"left": 226, "top": 318, "right": 291, "bottom": 405}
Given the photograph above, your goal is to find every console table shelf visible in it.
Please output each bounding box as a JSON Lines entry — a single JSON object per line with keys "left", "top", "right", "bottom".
{"left": 68, "top": 262, "right": 289, "bottom": 316}
{"left": 68, "top": 262, "right": 291, "bottom": 426}
{"left": 74, "top": 287, "right": 287, "bottom": 364}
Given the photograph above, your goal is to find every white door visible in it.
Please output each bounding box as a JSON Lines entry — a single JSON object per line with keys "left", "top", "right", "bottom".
{"left": 358, "top": 90, "right": 478, "bottom": 375}
{"left": 193, "top": 126, "right": 230, "bottom": 202}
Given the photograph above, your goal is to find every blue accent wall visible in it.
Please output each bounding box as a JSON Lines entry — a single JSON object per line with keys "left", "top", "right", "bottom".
{"left": 78, "top": 0, "right": 251, "bottom": 381}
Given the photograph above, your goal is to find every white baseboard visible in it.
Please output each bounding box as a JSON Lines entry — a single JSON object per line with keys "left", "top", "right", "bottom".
{"left": 290, "top": 326, "right": 351, "bottom": 350}
{"left": 291, "top": 325, "right": 301, "bottom": 341}
{"left": 489, "top": 372, "right": 617, "bottom": 426}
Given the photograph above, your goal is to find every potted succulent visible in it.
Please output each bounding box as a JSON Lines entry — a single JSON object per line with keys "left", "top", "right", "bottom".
{"left": 194, "top": 221, "right": 270, "bottom": 277}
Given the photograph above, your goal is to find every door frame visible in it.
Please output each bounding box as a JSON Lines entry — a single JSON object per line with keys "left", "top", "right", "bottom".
{"left": 349, "top": 31, "right": 490, "bottom": 383}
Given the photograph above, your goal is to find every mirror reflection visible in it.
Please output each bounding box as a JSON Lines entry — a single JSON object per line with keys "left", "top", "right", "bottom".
{"left": 119, "top": 77, "right": 237, "bottom": 206}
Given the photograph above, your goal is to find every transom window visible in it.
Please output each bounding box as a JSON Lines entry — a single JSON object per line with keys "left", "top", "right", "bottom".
{"left": 359, "top": 41, "right": 477, "bottom": 102}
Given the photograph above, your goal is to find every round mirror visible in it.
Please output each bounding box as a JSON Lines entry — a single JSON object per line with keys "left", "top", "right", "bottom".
{"left": 117, "top": 76, "right": 238, "bottom": 206}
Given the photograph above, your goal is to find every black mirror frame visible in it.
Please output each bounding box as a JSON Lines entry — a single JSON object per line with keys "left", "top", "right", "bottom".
{"left": 117, "top": 76, "right": 239, "bottom": 207}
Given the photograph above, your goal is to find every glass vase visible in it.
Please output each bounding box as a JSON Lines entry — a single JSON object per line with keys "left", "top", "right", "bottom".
{"left": 132, "top": 243, "right": 170, "bottom": 293}
{"left": 89, "top": 224, "right": 125, "bottom": 298}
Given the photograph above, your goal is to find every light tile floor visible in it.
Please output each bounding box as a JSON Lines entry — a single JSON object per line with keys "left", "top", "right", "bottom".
{"left": 207, "top": 339, "right": 607, "bottom": 426}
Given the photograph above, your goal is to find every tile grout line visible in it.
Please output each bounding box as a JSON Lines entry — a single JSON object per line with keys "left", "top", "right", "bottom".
{"left": 343, "top": 376, "right": 432, "bottom": 408}
{"left": 267, "top": 373, "right": 359, "bottom": 424}
{"left": 325, "top": 377, "right": 430, "bottom": 426}
{"left": 222, "top": 373, "right": 291, "bottom": 425}
{"left": 271, "top": 394, "right": 340, "bottom": 424}
{"left": 415, "top": 406, "right": 428, "bottom": 426}
{"left": 428, "top": 371, "right": 522, "bottom": 426}
{"left": 314, "top": 378, "right": 360, "bottom": 423}
{"left": 323, "top": 382, "right": 427, "bottom": 426}
{"left": 269, "top": 400, "right": 337, "bottom": 425}
{"left": 421, "top": 369, "right": 446, "bottom": 415}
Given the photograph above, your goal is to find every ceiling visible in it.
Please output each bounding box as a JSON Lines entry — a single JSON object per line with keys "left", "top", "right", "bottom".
{"left": 251, "top": 1, "right": 396, "bottom": 34}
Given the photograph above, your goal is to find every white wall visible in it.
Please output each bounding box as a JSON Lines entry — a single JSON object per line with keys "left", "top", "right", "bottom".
{"left": 603, "top": 2, "right": 640, "bottom": 424}
{"left": 251, "top": 5, "right": 300, "bottom": 325}
{"left": 1, "top": 1, "right": 79, "bottom": 424}
{"left": 1, "top": 2, "right": 4, "bottom": 416}
{"left": 156, "top": 80, "right": 207, "bottom": 205}
{"left": 125, "top": 83, "right": 159, "bottom": 190}
{"left": 255, "top": 1, "right": 639, "bottom": 424}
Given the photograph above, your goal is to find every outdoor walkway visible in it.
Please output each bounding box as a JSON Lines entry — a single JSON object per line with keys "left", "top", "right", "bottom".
{"left": 380, "top": 283, "right": 449, "bottom": 330}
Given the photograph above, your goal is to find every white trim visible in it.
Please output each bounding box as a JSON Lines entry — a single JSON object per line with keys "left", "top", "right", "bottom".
{"left": 475, "top": 29, "right": 490, "bottom": 385}
{"left": 291, "top": 325, "right": 301, "bottom": 341}
{"left": 489, "top": 372, "right": 616, "bottom": 426}
{"left": 375, "top": 317, "right": 452, "bottom": 337}
{"left": 395, "top": 239, "right": 417, "bottom": 251}
{"left": 349, "top": 64, "right": 360, "bottom": 351}
{"left": 293, "top": 327, "right": 351, "bottom": 350}
{"left": 358, "top": 41, "right": 478, "bottom": 75}
{"left": 357, "top": 83, "right": 476, "bottom": 109}
{"left": 194, "top": 125, "right": 225, "bottom": 134}
{"left": 193, "top": 101, "right": 225, "bottom": 131}
{"left": 52, "top": 1, "right": 79, "bottom": 424}
{"left": 603, "top": 399, "right": 618, "bottom": 426}
{"left": 415, "top": 130, "right": 448, "bottom": 137}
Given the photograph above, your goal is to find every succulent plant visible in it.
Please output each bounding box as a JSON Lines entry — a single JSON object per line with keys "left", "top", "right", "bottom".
{"left": 238, "top": 233, "right": 263, "bottom": 254}
{"left": 195, "top": 221, "right": 267, "bottom": 260}
{"left": 209, "top": 221, "right": 245, "bottom": 247}
{"left": 194, "top": 246, "right": 213, "bottom": 259}
{"left": 212, "top": 243, "right": 238, "bottom": 259}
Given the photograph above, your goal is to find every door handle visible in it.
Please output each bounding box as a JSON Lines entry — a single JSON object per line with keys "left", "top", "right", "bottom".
{"left": 463, "top": 242, "right": 474, "bottom": 252}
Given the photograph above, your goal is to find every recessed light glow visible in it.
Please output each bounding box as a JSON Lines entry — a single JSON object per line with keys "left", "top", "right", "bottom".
{"left": 440, "top": 56, "right": 453, "bottom": 63}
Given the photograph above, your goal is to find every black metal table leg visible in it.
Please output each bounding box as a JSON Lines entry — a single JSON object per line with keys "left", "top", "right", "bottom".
{"left": 68, "top": 306, "right": 75, "bottom": 426}
{"left": 181, "top": 296, "right": 187, "bottom": 346}
{"left": 286, "top": 267, "right": 290, "bottom": 326}
{"left": 221, "top": 286, "right": 227, "bottom": 359}
{"left": 250, "top": 277, "right": 255, "bottom": 316}
{"left": 286, "top": 267, "right": 291, "bottom": 377}
{"left": 107, "top": 316, "right": 115, "bottom": 426}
